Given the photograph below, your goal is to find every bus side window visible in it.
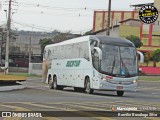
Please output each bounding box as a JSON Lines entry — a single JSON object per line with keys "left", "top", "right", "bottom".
{"left": 65, "top": 44, "right": 73, "bottom": 59}
{"left": 80, "top": 42, "right": 90, "bottom": 61}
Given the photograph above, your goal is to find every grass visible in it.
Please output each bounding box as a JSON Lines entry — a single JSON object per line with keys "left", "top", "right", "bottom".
{"left": 138, "top": 76, "right": 160, "bottom": 81}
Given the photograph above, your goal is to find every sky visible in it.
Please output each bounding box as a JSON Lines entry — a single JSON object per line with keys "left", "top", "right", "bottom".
{"left": 0, "top": 0, "right": 154, "bottom": 34}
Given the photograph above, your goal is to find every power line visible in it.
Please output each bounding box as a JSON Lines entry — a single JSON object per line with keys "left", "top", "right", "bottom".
{"left": 12, "top": 21, "right": 90, "bottom": 34}
{"left": 18, "top": 2, "right": 94, "bottom": 11}
{"left": 11, "top": 10, "right": 92, "bottom": 17}
{"left": 4, "top": 1, "right": 108, "bottom": 12}
{"left": 12, "top": 21, "right": 54, "bottom": 32}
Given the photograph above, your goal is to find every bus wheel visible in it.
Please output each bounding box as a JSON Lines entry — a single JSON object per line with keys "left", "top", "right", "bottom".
{"left": 53, "top": 76, "right": 63, "bottom": 90}
{"left": 117, "top": 91, "right": 124, "bottom": 96}
{"left": 53, "top": 76, "right": 58, "bottom": 90}
{"left": 85, "top": 78, "right": 94, "bottom": 94}
{"left": 49, "top": 76, "right": 53, "bottom": 89}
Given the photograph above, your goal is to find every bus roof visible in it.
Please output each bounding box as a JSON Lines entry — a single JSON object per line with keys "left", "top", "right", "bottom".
{"left": 45, "top": 35, "right": 135, "bottom": 49}
{"left": 45, "top": 36, "right": 90, "bottom": 49}
{"left": 90, "top": 35, "right": 135, "bottom": 47}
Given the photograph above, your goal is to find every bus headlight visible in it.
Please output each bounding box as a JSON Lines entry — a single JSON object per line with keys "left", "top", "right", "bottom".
{"left": 133, "top": 80, "right": 137, "bottom": 83}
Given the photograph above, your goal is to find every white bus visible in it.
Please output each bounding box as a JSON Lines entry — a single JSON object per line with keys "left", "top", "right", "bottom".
{"left": 43, "top": 35, "right": 138, "bottom": 96}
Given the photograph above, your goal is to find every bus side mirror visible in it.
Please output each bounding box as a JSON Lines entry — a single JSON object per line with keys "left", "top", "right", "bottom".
{"left": 91, "top": 47, "right": 102, "bottom": 70}
{"left": 93, "top": 47, "right": 102, "bottom": 60}
{"left": 137, "top": 51, "right": 144, "bottom": 63}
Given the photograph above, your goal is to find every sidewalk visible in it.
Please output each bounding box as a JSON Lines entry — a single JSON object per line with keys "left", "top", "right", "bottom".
{"left": 0, "top": 83, "right": 26, "bottom": 92}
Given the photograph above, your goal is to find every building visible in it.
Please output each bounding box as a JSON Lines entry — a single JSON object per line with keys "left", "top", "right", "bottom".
{"left": 92, "top": 0, "right": 160, "bottom": 53}
{"left": 0, "top": 29, "right": 56, "bottom": 66}
{"left": 10, "top": 30, "right": 55, "bottom": 58}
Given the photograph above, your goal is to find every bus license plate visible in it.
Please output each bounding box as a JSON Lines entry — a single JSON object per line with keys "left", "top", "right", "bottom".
{"left": 117, "top": 86, "right": 123, "bottom": 89}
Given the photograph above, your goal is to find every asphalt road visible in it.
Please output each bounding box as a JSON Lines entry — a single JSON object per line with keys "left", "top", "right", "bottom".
{"left": 0, "top": 78, "right": 160, "bottom": 120}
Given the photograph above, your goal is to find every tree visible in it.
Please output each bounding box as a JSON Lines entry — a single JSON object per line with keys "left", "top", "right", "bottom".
{"left": 152, "top": 49, "right": 160, "bottom": 67}
{"left": 53, "top": 31, "right": 73, "bottom": 44}
{"left": 126, "top": 35, "right": 143, "bottom": 48}
{"left": 144, "top": 52, "right": 152, "bottom": 66}
{"left": 39, "top": 38, "right": 53, "bottom": 56}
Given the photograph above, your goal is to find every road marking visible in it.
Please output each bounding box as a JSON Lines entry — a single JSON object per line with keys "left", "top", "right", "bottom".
{"left": 0, "top": 103, "right": 61, "bottom": 120}
{"left": 66, "top": 103, "right": 109, "bottom": 111}
{"left": 62, "top": 101, "right": 122, "bottom": 110}
{"left": 1, "top": 102, "right": 158, "bottom": 120}
{"left": 0, "top": 104, "right": 30, "bottom": 120}
{"left": 0, "top": 104, "right": 30, "bottom": 111}
{"left": 45, "top": 101, "right": 123, "bottom": 105}
{"left": 20, "top": 102, "right": 113, "bottom": 120}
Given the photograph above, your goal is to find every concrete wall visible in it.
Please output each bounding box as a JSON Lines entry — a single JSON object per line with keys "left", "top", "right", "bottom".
{"left": 10, "top": 31, "right": 55, "bottom": 56}
{"left": 28, "top": 63, "right": 42, "bottom": 76}
{"left": 119, "top": 25, "right": 140, "bottom": 38}
{"left": 93, "top": 11, "right": 139, "bottom": 32}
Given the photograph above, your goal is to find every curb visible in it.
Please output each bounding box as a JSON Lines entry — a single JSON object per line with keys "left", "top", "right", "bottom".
{"left": 0, "top": 84, "right": 26, "bottom": 92}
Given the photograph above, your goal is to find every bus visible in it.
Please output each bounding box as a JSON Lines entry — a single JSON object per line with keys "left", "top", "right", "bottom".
{"left": 42, "top": 35, "right": 138, "bottom": 96}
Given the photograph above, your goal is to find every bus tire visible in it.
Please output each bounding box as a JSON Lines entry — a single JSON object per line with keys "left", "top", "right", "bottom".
{"left": 53, "top": 76, "right": 58, "bottom": 90}
{"left": 117, "top": 91, "right": 124, "bottom": 96}
{"left": 85, "top": 77, "right": 94, "bottom": 94}
{"left": 49, "top": 76, "right": 53, "bottom": 89}
{"left": 53, "top": 76, "right": 63, "bottom": 90}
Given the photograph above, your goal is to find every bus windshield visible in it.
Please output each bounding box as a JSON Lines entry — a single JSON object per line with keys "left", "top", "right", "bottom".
{"left": 100, "top": 44, "right": 137, "bottom": 77}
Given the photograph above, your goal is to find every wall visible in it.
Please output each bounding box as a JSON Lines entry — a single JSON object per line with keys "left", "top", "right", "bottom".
{"left": 28, "top": 63, "right": 42, "bottom": 76}
{"left": 139, "top": 66, "right": 160, "bottom": 75}
{"left": 10, "top": 31, "right": 55, "bottom": 56}
{"left": 93, "top": 11, "right": 139, "bottom": 32}
{"left": 119, "top": 25, "right": 139, "bottom": 38}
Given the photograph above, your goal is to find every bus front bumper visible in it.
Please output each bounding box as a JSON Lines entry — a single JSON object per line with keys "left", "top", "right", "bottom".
{"left": 98, "top": 81, "right": 137, "bottom": 92}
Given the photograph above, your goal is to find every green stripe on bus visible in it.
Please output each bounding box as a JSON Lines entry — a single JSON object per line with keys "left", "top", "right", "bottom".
{"left": 66, "top": 60, "right": 81, "bottom": 67}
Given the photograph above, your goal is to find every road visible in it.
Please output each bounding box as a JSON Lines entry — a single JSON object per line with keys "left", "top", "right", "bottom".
{"left": 0, "top": 78, "right": 160, "bottom": 120}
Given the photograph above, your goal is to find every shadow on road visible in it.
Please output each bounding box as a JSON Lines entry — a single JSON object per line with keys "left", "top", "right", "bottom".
{"left": 62, "top": 88, "right": 129, "bottom": 97}
{"left": 0, "top": 82, "right": 21, "bottom": 86}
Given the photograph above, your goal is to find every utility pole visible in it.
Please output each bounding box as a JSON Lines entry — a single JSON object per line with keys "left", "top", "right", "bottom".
{"left": 29, "top": 37, "right": 31, "bottom": 63}
{"left": 106, "top": 0, "right": 111, "bottom": 36}
{"left": 28, "top": 37, "right": 31, "bottom": 74}
{"left": 5, "top": 0, "right": 12, "bottom": 74}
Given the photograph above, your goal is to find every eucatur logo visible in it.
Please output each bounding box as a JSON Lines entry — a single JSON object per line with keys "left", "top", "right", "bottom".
{"left": 139, "top": 5, "right": 159, "bottom": 24}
